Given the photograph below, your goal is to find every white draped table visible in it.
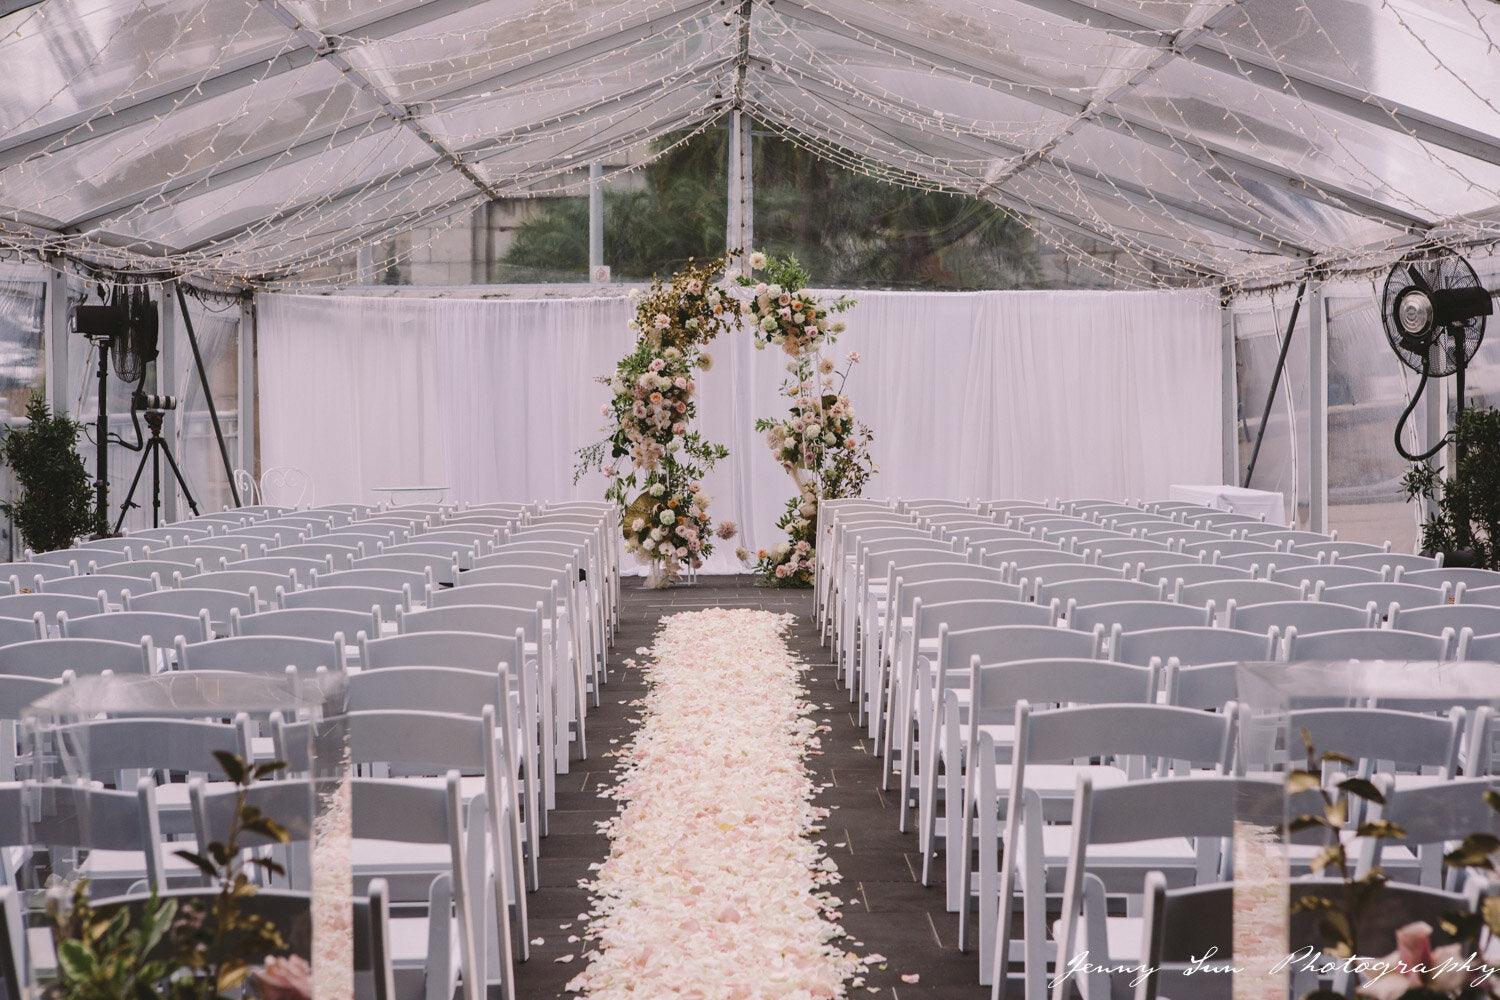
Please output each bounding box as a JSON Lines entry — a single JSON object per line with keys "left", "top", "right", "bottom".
{"left": 1168, "top": 484, "right": 1286, "bottom": 524}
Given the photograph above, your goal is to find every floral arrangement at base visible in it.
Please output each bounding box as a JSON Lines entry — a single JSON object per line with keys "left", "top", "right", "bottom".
{"left": 576, "top": 255, "right": 739, "bottom": 587}
{"left": 734, "top": 250, "right": 875, "bottom": 588}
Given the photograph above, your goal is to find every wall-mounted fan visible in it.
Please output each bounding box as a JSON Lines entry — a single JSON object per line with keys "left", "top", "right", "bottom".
{"left": 1384, "top": 246, "right": 1494, "bottom": 461}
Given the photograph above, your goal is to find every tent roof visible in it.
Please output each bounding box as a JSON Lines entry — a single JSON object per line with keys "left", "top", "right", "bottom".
{"left": 1, "top": 0, "right": 1498, "bottom": 289}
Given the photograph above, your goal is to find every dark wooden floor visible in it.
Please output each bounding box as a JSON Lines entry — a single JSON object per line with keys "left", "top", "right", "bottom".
{"left": 513, "top": 574, "right": 986, "bottom": 999}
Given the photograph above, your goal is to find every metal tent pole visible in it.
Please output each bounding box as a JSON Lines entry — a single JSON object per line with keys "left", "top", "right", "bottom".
{"left": 1242, "top": 278, "right": 1307, "bottom": 489}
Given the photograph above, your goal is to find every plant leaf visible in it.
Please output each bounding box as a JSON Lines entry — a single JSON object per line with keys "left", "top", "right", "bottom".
{"left": 1336, "top": 777, "right": 1385, "bottom": 804}
{"left": 1286, "top": 770, "right": 1322, "bottom": 794}
{"left": 173, "top": 849, "right": 219, "bottom": 880}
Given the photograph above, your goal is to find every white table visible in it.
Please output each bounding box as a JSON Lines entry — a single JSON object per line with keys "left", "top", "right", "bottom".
{"left": 1167, "top": 484, "right": 1286, "bottom": 524}
{"left": 371, "top": 484, "right": 450, "bottom": 505}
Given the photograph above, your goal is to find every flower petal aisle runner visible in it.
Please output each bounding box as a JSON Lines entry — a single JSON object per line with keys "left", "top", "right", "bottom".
{"left": 566, "top": 608, "right": 867, "bottom": 998}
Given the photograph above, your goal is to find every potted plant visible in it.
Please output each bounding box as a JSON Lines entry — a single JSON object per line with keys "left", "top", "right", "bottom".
{"left": 0, "top": 396, "right": 95, "bottom": 553}
{"left": 1403, "top": 406, "right": 1500, "bottom": 570}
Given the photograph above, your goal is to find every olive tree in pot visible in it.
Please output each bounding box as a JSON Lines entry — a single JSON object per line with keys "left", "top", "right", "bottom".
{"left": 0, "top": 396, "right": 95, "bottom": 553}
{"left": 1403, "top": 405, "right": 1500, "bottom": 570}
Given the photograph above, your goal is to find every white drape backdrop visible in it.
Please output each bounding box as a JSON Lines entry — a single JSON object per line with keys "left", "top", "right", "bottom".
{"left": 256, "top": 287, "right": 1221, "bottom": 572}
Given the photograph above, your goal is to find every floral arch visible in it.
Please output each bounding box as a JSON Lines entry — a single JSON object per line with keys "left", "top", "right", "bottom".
{"left": 576, "top": 251, "right": 875, "bottom": 588}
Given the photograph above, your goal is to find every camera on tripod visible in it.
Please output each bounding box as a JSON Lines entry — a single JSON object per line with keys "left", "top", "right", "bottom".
{"left": 133, "top": 392, "right": 178, "bottom": 413}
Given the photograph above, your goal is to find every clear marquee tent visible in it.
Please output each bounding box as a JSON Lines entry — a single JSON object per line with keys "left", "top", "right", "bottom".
{"left": 1, "top": 0, "right": 1499, "bottom": 561}
{"left": 1, "top": 0, "right": 1499, "bottom": 289}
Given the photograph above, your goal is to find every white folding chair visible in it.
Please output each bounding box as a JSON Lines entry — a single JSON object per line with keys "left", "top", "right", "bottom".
{"left": 0, "top": 636, "right": 153, "bottom": 678}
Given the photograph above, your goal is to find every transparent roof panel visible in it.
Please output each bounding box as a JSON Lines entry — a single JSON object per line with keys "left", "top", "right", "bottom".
{"left": 0, "top": 61, "right": 368, "bottom": 229}
{"left": 0, "top": 0, "right": 293, "bottom": 137}
{"left": 341, "top": 0, "right": 723, "bottom": 103}
{"left": 1212, "top": 0, "right": 1500, "bottom": 142}
{"left": 0, "top": 0, "right": 1497, "bottom": 286}
{"left": 1122, "top": 58, "right": 1500, "bottom": 225}
{"left": 789, "top": 0, "right": 1144, "bottom": 100}
{"left": 104, "top": 127, "right": 432, "bottom": 249}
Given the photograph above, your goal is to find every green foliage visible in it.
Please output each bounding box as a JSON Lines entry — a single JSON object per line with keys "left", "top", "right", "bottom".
{"left": 502, "top": 124, "right": 1042, "bottom": 288}
{"left": 0, "top": 395, "right": 94, "bottom": 552}
{"left": 48, "top": 754, "right": 293, "bottom": 1000}
{"left": 1403, "top": 406, "right": 1500, "bottom": 569}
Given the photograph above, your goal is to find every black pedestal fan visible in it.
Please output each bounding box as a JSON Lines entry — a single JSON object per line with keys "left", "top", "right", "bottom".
{"left": 1384, "top": 247, "right": 1494, "bottom": 461}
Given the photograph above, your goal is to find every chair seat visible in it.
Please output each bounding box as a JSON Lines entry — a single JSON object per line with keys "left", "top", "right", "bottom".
{"left": 990, "top": 763, "right": 1129, "bottom": 801}
{"left": 1050, "top": 915, "right": 1145, "bottom": 965}
{"left": 1035, "top": 827, "right": 1198, "bottom": 871}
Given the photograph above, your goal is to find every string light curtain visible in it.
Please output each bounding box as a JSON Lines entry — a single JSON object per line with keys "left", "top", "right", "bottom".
{"left": 1, "top": 0, "right": 1498, "bottom": 290}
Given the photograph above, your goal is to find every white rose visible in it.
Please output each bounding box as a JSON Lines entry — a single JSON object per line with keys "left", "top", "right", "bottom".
{"left": 760, "top": 316, "right": 778, "bottom": 332}
{"left": 649, "top": 483, "right": 665, "bottom": 497}
{"left": 631, "top": 517, "right": 645, "bottom": 532}
{"left": 767, "top": 283, "right": 782, "bottom": 298}
{"left": 659, "top": 509, "right": 676, "bottom": 525}
{"left": 643, "top": 538, "right": 655, "bottom": 550}
{"left": 749, "top": 250, "right": 767, "bottom": 269}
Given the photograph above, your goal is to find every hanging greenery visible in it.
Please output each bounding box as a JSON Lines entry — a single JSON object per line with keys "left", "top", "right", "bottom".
{"left": 1, "top": 396, "right": 95, "bottom": 553}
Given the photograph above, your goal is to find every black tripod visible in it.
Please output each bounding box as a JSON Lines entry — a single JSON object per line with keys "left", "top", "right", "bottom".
{"left": 113, "top": 408, "right": 200, "bottom": 533}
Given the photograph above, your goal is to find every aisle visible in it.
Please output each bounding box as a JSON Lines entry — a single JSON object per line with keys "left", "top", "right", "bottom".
{"left": 513, "top": 575, "right": 986, "bottom": 1000}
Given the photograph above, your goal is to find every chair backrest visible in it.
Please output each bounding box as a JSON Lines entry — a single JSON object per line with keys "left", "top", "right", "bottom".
{"left": 1292, "top": 539, "right": 1390, "bottom": 558}
{"left": 353, "top": 552, "right": 460, "bottom": 585}
{"left": 1214, "top": 549, "right": 1317, "bottom": 574}
{"left": 899, "top": 577, "right": 1024, "bottom": 616}
{"left": 280, "top": 585, "right": 409, "bottom": 620}
{"left": 1175, "top": 579, "right": 1306, "bottom": 609}
{"left": 426, "top": 582, "right": 554, "bottom": 618}
{"left": 0, "top": 614, "right": 43, "bottom": 647}
{"left": 325, "top": 522, "right": 411, "bottom": 546}
{"left": 59, "top": 609, "right": 210, "bottom": 646}
{"left": 259, "top": 465, "right": 314, "bottom": 507}
{"left": 347, "top": 666, "right": 505, "bottom": 715}
{"left": 1335, "top": 552, "right": 1440, "bottom": 574}
{"left": 1015, "top": 563, "right": 1123, "bottom": 596}
{"left": 1358, "top": 775, "right": 1500, "bottom": 883}
{"left": 0, "top": 592, "right": 106, "bottom": 621}
{"left": 108, "top": 558, "right": 202, "bottom": 581}
{"left": 1390, "top": 603, "right": 1500, "bottom": 637}
{"left": 1317, "top": 581, "right": 1452, "bottom": 615}
{"left": 359, "top": 629, "right": 525, "bottom": 671}
{"left": 177, "top": 568, "right": 295, "bottom": 596}
{"left": 969, "top": 660, "right": 1156, "bottom": 722}
{"left": 465, "top": 549, "right": 577, "bottom": 576}
{"left": 0, "top": 561, "right": 75, "bottom": 588}
{"left": 313, "top": 567, "right": 432, "bottom": 593}
{"left": 0, "top": 636, "right": 151, "bottom": 677}
{"left": 41, "top": 573, "right": 158, "bottom": 602}
{"left": 175, "top": 634, "right": 342, "bottom": 674}
{"left": 941, "top": 624, "right": 1099, "bottom": 675}
{"left": 1399, "top": 566, "right": 1500, "bottom": 590}
{"left": 1138, "top": 563, "right": 1251, "bottom": 590}
{"left": 1269, "top": 564, "right": 1383, "bottom": 590}
{"left": 216, "top": 525, "right": 308, "bottom": 547}
{"left": 1462, "top": 584, "right": 1500, "bottom": 609}
{"left": 456, "top": 564, "right": 572, "bottom": 592}
{"left": 1009, "top": 701, "right": 1234, "bottom": 776}
{"left": 1079, "top": 537, "right": 1172, "bottom": 560}
{"left": 268, "top": 542, "right": 364, "bottom": 570}
{"left": 1284, "top": 627, "right": 1451, "bottom": 662}
{"left": 1164, "top": 660, "right": 1244, "bottom": 710}
{"left": 125, "top": 525, "right": 212, "bottom": 545}
{"left": 223, "top": 556, "right": 330, "bottom": 581}
{"left": 381, "top": 541, "right": 480, "bottom": 568}
{"left": 1285, "top": 706, "right": 1462, "bottom": 777}
{"left": 397, "top": 605, "right": 542, "bottom": 642}
{"left": 914, "top": 598, "right": 1056, "bottom": 640}
{"left": 1225, "top": 599, "right": 1373, "bottom": 635}
{"left": 48, "top": 715, "right": 252, "bottom": 778}
{"left": 0, "top": 674, "right": 63, "bottom": 721}
{"left": 1461, "top": 630, "right": 1500, "bottom": 662}
{"left": 1068, "top": 600, "right": 1210, "bottom": 635}
{"left": 124, "top": 587, "right": 258, "bottom": 627}
{"left": 157, "top": 542, "right": 257, "bottom": 566}
{"left": 982, "top": 548, "right": 1085, "bottom": 573}
{"left": 0, "top": 779, "right": 164, "bottom": 890}
{"left": 1094, "top": 549, "right": 1190, "bottom": 572}
{"left": 1180, "top": 538, "right": 1277, "bottom": 560}
{"left": 31, "top": 546, "right": 131, "bottom": 570}
{"left": 1038, "top": 577, "right": 1161, "bottom": 610}
{"left": 231, "top": 606, "right": 378, "bottom": 642}
{"left": 1112, "top": 626, "right": 1274, "bottom": 668}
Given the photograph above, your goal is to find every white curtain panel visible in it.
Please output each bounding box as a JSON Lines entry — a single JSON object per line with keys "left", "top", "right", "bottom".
{"left": 256, "top": 287, "right": 1221, "bottom": 573}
